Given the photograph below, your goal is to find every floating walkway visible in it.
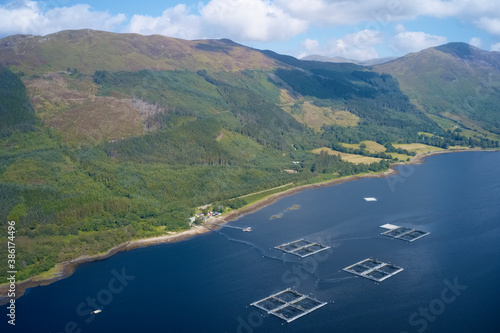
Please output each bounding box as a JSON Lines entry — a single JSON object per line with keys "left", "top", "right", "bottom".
{"left": 251, "top": 289, "right": 327, "bottom": 323}
{"left": 380, "top": 224, "right": 429, "bottom": 242}
{"left": 343, "top": 258, "right": 404, "bottom": 282}
{"left": 275, "top": 239, "right": 330, "bottom": 258}
{"left": 204, "top": 220, "right": 251, "bottom": 232}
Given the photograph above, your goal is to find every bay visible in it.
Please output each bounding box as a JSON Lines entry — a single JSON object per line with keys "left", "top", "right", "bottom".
{"left": 4, "top": 151, "right": 500, "bottom": 333}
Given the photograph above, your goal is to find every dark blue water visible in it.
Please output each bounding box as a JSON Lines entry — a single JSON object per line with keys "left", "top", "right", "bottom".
{"left": 4, "top": 151, "right": 500, "bottom": 333}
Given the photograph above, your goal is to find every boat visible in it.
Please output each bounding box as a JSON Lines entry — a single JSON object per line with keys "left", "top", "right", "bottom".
{"left": 93, "top": 309, "right": 102, "bottom": 314}
{"left": 243, "top": 227, "right": 252, "bottom": 232}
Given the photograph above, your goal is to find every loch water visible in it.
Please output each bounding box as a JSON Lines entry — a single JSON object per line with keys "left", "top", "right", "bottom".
{"left": 5, "top": 151, "right": 500, "bottom": 333}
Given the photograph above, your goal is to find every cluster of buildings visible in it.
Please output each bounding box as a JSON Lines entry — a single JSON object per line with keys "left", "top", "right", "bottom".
{"left": 189, "top": 207, "right": 222, "bottom": 225}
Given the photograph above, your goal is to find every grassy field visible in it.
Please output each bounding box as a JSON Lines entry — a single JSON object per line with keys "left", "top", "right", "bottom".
{"left": 393, "top": 143, "right": 444, "bottom": 154}
{"left": 342, "top": 140, "right": 386, "bottom": 153}
{"left": 341, "top": 141, "right": 413, "bottom": 161}
{"left": 418, "top": 132, "right": 435, "bottom": 138}
{"left": 388, "top": 153, "right": 413, "bottom": 161}
{"left": 327, "top": 110, "right": 360, "bottom": 127}
{"left": 429, "top": 113, "right": 500, "bottom": 142}
{"left": 460, "top": 128, "right": 500, "bottom": 142}
{"left": 299, "top": 103, "right": 337, "bottom": 131}
{"left": 279, "top": 91, "right": 359, "bottom": 131}
{"left": 236, "top": 183, "right": 297, "bottom": 206}
{"left": 312, "top": 147, "right": 382, "bottom": 164}
{"left": 448, "top": 145, "right": 471, "bottom": 150}
{"left": 428, "top": 114, "right": 458, "bottom": 130}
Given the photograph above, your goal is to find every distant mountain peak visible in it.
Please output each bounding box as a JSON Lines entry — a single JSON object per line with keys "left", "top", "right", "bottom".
{"left": 300, "top": 54, "right": 356, "bottom": 64}
{"left": 373, "top": 41, "right": 500, "bottom": 136}
{"left": 300, "top": 54, "right": 398, "bottom": 66}
{"left": 434, "top": 42, "right": 480, "bottom": 60}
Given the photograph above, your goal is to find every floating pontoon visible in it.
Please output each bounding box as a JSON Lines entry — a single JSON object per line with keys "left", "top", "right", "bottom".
{"left": 204, "top": 220, "right": 252, "bottom": 232}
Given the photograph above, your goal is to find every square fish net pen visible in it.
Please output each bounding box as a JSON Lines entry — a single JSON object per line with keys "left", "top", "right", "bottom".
{"left": 251, "top": 289, "right": 328, "bottom": 323}
{"left": 343, "top": 259, "right": 404, "bottom": 282}
{"left": 381, "top": 226, "right": 430, "bottom": 242}
{"left": 275, "top": 239, "right": 331, "bottom": 258}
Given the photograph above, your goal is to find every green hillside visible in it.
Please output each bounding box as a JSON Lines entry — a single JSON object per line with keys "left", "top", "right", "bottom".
{"left": 0, "top": 31, "right": 498, "bottom": 283}
{"left": 374, "top": 42, "right": 500, "bottom": 138}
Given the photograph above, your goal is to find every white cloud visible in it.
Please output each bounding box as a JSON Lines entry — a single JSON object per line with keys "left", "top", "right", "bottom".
{"left": 395, "top": 24, "right": 406, "bottom": 34}
{"left": 299, "top": 30, "right": 383, "bottom": 61}
{"left": 276, "top": 0, "right": 500, "bottom": 26}
{"left": 128, "top": 4, "right": 201, "bottom": 39}
{"left": 275, "top": 0, "right": 500, "bottom": 41}
{"left": 276, "top": 0, "right": 406, "bottom": 26}
{"left": 390, "top": 25, "right": 447, "bottom": 53}
{"left": 469, "top": 37, "right": 482, "bottom": 48}
{"left": 475, "top": 17, "right": 500, "bottom": 36}
{"left": 301, "top": 38, "right": 320, "bottom": 52}
{"left": 491, "top": 43, "right": 500, "bottom": 52}
{"left": 0, "top": 1, "right": 126, "bottom": 36}
{"left": 199, "top": 0, "right": 307, "bottom": 41}
{"left": 127, "top": 0, "right": 308, "bottom": 42}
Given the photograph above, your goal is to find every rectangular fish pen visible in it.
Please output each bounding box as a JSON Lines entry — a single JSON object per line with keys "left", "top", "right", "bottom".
{"left": 380, "top": 224, "right": 430, "bottom": 242}
{"left": 251, "top": 289, "right": 327, "bottom": 323}
{"left": 275, "top": 239, "right": 330, "bottom": 258}
{"left": 343, "top": 258, "right": 404, "bottom": 282}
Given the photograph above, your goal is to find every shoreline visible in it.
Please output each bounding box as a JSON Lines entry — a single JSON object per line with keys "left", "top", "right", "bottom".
{"left": 0, "top": 148, "right": 490, "bottom": 304}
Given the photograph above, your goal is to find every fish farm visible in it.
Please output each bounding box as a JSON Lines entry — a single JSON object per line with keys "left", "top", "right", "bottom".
{"left": 275, "top": 239, "right": 331, "bottom": 258}
{"left": 380, "top": 224, "right": 430, "bottom": 242}
{"left": 343, "top": 258, "right": 404, "bottom": 282}
{"left": 251, "top": 289, "right": 328, "bottom": 323}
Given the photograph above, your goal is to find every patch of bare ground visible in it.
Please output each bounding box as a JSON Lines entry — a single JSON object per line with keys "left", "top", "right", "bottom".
{"left": 25, "top": 74, "right": 146, "bottom": 143}
{"left": 45, "top": 98, "right": 145, "bottom": 144}
{"left": 132, "top": 99, "right": 168, "bottom": 131}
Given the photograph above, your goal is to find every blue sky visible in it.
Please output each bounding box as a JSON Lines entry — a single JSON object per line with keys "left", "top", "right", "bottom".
{"left": 1, "top": 0, "right": 500, "bottom": 60}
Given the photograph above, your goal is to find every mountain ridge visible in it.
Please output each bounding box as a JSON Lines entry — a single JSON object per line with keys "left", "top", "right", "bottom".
{"left": 0, "top": 29, "right": 280, "bottom": 75}
{"left": 301, "top": 54, "right": 398, "bottom": 66}
{"left": 374, "top": 42, "right": 500, "bottom": 136}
